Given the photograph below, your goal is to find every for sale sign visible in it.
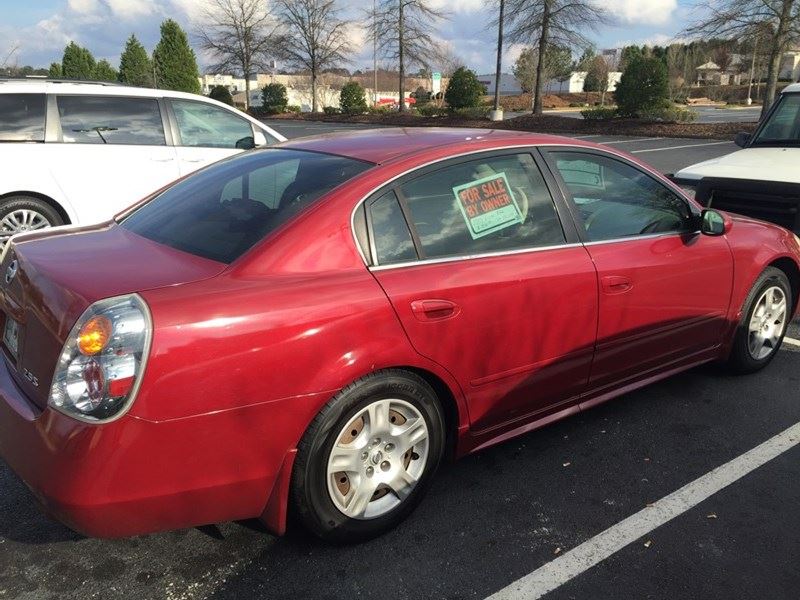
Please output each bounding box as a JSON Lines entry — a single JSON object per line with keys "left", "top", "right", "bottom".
{"left": 452, "top": 172, "right": 523, "bottom": 239}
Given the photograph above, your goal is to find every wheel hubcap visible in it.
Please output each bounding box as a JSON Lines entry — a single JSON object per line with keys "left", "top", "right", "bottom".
{"left": 747, "top": 286, "right": 788, "bottom": 360}
{"left": 0, "top": 209, "right": 51, "bottom": 244}
{"left": 326, "top": 398, "right": 429, "bottom": 520}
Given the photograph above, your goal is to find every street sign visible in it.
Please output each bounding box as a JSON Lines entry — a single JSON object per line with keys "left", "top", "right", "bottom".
{"left": 432, "top": 72, "right": 442, "bottom": 95}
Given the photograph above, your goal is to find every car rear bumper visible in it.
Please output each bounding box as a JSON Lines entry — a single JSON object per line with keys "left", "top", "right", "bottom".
{"left": 0, "top": 357, "right": 324, "bottom": 538}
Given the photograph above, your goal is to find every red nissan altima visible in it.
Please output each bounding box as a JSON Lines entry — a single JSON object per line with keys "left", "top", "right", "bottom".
{"left": 1, "top": 128, "right": 798, "bottom": 543}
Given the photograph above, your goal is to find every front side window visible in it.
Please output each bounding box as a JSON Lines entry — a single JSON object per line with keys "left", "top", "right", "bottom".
{"left": 57, "top": 96, "right": 166, "bottom": 145}
{"left": 753, "top": 93, "right": 800, "bottom": 145}
{"left": 0, "top": 94, "right": 46, "bottom": 141}
{"left": 122, "top": 149, "right": 372, "bottom": 263}
{"left": 171, "top": 100, "right": 254, "bottom": 148}
{"left": 549, "top": 151, "right": 694, "bottom": 242}
{"left": 397, "top": 153, "right": 566, "bottom": 260}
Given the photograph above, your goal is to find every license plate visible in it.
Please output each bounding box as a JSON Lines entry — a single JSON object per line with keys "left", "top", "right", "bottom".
{"left": 3, "top": 316, "right": 19, "bottom": 359}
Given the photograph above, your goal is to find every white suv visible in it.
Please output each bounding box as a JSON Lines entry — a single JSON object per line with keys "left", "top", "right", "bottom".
{"left": 0, "top": 78, "right": 285, "bottom": 242}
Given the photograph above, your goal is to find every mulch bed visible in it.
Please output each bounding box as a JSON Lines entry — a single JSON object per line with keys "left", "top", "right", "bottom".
{"left": 262, "top": 111, "right": 758, "bottom": 140}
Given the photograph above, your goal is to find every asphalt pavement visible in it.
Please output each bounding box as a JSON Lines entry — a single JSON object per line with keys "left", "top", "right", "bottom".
{"left": 1, "top": 119, "right": 799, "bottom": 600}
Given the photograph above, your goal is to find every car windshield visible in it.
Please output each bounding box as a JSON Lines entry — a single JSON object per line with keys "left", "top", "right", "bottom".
{"left": 121, "top": 149, "right": 372, "bottom": 264}
{"left": 752, "top": 93, "right": 800, "bottom": 146}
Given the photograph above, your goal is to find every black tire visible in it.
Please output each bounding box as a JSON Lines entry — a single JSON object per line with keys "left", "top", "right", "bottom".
{"left": 726, "top": 267, "right": 792, "bottom": 374}
{"left": 0, "top": 196, "right": 64, "bottom": 242}
{"left": 291, "top": 369, "right": 445, "bottom": 543}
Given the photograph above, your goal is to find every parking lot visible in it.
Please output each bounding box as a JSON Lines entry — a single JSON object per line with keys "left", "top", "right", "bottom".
{"left": 2, "top": 120, "right": 799, "bottom": 600}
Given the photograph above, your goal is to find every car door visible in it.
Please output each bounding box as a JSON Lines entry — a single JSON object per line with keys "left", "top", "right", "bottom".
{"left": 364, "top": 151, "right": 599, "bottom": 431}
{"left": 45, "top": 94, "right": 180, "bottom": 225}
{"left": 168, "top": 99, "right": 273, "bottom": 176}
{"left": 543, "top": 148, "right": 734, "bottom": 397}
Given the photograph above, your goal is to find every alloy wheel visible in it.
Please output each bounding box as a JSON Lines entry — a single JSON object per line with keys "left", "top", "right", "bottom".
{"left": 747, "top": 285, "right": 788, "bottom": 360}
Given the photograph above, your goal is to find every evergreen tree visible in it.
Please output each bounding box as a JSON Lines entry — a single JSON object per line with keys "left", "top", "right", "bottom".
{"left": 444, "top": 67, "right": 486, "bottom": 109}
{"left": 119, "top": 34, "right": 153, "bottom": 87}
{"left": 62, "top": 42, "right": 96, "bottom": 79}
{"left": 48, "top": 62, "right": 62, "bottom": 78}
{"left": 93, "top": 59, "right": 117, "bottom": 82}
{"left": 615, "top": 56, "right": 669, "bottom": 117}
{"left": 339, "top": 81, "right": 368, "bottom": 114}
{"left": 153, "top": 19, "right": 201, "bottom": 93}
{"left": 209, "top": 85, "right": 233, "bottom": 105}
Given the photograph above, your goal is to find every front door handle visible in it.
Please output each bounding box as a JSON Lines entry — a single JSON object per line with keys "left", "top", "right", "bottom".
{"left": 601, "top": 275, "right": 633, "bottom": 294}
{"left": 410, "top": 299, "right": 460, "bottom": 321}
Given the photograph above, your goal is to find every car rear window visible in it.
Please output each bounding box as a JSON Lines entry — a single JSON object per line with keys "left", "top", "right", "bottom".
{"left": 0, "top": 94, "right": 46, "bottom": 141}
{"left": 121, "top": 149, "right": 372, "bottom": 264}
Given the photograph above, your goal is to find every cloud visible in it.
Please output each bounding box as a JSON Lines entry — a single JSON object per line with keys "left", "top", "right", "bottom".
{"left": 67, "top": 0, "right": 101, "bottom": 14}
{"left": 105, "top": 0, "right": 159, "bottom": 20}
{"left": 613, "top": 32, "right": 687, "bottom": 48}
{"left": 602, "top": 0, "right": 678, "bottom": 25}
{"left": 428, "top": 0, "right": 487, "bottom": 14}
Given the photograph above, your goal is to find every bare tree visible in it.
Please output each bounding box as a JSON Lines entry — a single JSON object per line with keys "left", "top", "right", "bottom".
{"left": 684, "top": 0, "right": 800, "bottom": 116}
{"left": 196, "top": 0, "right": 276, "bottom": 110}
{"left": 499, "top": 0, "right": 609, "bottom": 114}
{"left": 368, "top": 0, "right": 448, "bottom": 112}
{"left": 274, "top": 0, "right": 353, "bottom": 113}
{"left": 1, "top": 44, "right": 19, "bottom": 74}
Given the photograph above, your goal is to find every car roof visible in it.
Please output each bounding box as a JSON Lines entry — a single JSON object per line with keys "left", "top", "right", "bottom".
{"left": 278, "top": 127, "right": 585, "bottom": 164}
{"left": 0, "top": 78, "right": 205, "bottom": 101}
{"left": 782, "top": 83, "right": 800, "bottom": 94}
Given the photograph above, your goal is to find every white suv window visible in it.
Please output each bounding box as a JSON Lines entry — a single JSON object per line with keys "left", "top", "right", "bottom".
{"left": 57, "top": 96, "right": 166, "bottom": 145}
{"left": 0, "top": 94, "right": 46, "bottom": 142}
{"left": 171, "top": 100, "right": 255, "bottom": 149}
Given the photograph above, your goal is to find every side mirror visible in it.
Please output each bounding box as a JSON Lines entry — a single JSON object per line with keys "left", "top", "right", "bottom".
{"left": 734, "top": 132, "right": 751, "bottom": 148}
{"left": 701, "top": 209, "right": 726, "bottom": 236}
{"left": 235, "top": 136, "right": 256, "bottom": 150}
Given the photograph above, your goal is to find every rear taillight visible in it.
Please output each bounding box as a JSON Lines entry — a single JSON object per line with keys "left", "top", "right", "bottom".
{"left": 49, "top": 294, "right": 152, "bottom": 423}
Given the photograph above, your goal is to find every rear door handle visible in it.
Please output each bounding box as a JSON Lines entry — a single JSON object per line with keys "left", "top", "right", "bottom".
{"left": 410, "top": 299, "right": 460, "bottom": 321}
{"left": 601, "top": 275, "right": 633, "bottom": 294}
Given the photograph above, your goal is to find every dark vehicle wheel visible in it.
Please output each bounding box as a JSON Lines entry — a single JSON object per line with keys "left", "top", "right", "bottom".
{"left": 0, "top": 196, "right": 63, "bottom": 245}
{"left": 291, "top": 370, "right": 446, "bottom": 543}
{"left": 727, "top": 267, "right": 792, "bottom": 374}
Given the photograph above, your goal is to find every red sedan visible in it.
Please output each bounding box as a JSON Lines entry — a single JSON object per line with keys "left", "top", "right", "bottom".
{"left": 0, "top": 129, "right": 798, "bottom": 543}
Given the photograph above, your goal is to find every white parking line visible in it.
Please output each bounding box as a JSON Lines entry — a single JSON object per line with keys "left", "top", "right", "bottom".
{"left": 486, "top": 420, "right": 800, "bottom": 600}
{"left": 571, "top": 134, "right": 603, "bottom": 139}
{"left": 631, "top": 141, "right": 733, "bottom": 154}
{"left": 783, "top": 337, "right": 800, "bottom": 348}
{"left": 601, "top": 137, "right": 663, "bottom": 145}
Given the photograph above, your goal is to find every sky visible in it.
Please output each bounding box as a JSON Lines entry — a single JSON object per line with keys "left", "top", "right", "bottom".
{"left": 0, "top": 0, "right": 705, "bottom": 75}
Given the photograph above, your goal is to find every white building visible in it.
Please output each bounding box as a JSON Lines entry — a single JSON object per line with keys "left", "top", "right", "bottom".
{"left": 542, "top": 71, "right": 622, "bottom": 94}
{"left": 476, "top": 73, "right": 523, "bottom": 95}
{"left": 198, "top": 73, "right": 259, "bottom": 95}
{"left": 780, "top": 51, "right": 800, "bottom": 81}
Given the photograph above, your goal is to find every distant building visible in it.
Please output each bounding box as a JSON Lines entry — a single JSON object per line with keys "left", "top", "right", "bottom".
{"left": 779, "top": 51, "right": 800, "bottom": 81}
{"left": 695, "top": 61, "right": 744, "bottom": 86}
{"left": 476, "top": 73, "right": 523, "bottom": 95}
{"left": 542, "top": 71, "right": 622, "bottom": 94}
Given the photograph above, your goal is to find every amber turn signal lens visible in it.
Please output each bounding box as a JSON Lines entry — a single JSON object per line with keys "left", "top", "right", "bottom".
{"left": 77, "top": 315, "right": 113, "bottom": 355}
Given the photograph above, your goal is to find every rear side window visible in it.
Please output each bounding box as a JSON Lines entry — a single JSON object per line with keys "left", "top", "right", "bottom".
{"left": 397, "top": 153, "right": 566, "bottom": 260}
{"left": 368, "top": 191, "right": 417, "bottom": 265}
{"left": 57, "top": 96, "right": 166, "bottom": 145}
{"left": 171, "top": 99, "right": 254, "bottom": 148}
{"left": 122, "top": 149, "right": 372, "bottom": 263}
{"left": 0, "top": 94, "right": 46, "bottom": 141}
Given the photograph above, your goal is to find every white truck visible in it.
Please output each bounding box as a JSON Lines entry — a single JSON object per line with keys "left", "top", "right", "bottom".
{"left": 673, "top": 83, "right": 800, "bottom": 234}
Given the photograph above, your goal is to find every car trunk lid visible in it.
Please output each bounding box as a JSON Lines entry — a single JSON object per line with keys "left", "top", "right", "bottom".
{"left": 0, "top": 223, "right": 227, "bottom": 410}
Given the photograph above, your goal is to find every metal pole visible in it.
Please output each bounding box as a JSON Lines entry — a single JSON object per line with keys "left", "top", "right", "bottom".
{"left": 373, "top": 0, "right": 378, "bottom": 106}
{"left": 747, "top": 35, "right": 758, "bottom": 105}
{"left": 493, "top": 0, "right": 504, "bottom": 112}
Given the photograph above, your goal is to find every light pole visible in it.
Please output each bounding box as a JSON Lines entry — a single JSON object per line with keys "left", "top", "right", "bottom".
{"left": 746, "top": 35, "right": 758, "bottom": 106}
{"left": 490, "top": 0, "right": 505, "bottom": 121}
{"left": 373, "top": 0, "right": 378, "bottom": 106}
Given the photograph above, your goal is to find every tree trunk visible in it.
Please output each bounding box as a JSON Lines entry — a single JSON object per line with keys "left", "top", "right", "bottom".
{"left": 533, "top": 0, "right": 551, "bottom": 115}
{"left": 243, "top": 61, "right": 250, "bottom": 111}
{"left": 493, "top": 0, "right": 505, "bottom": 112}
{"left": 398, "top": 0, "right": 406, "bottom": 112}
{"left": 312, "top": 70, "right": 318, "bottom": 113}
{"left": 762, "top": 0, "right": 793, "bottom": 118}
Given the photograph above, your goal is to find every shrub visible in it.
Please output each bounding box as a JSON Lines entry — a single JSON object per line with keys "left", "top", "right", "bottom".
{"left": 339, "top": 81, "right": 368, "bottom": 114}
{"left": 323, "top": 106, "right": 342, "bottom": 115}
{"left": 449, "top": 106, "right": 491, "bottom": 119}
{"left": 638, "top": 106, "right": 697, "bottom": 123}
{"left": 411, "top": 86, "right": 432, "bottom": 106}
{"left": 580, "top": 107, "right": 617, "bottom": 120}
{"left": 417, "top": 104, "right": 448, "bottom": 117}
{"left": 615, "top": 56, "right": 670, "bottom": 117}
{"left": 444, "top": 67, "right": 486, "bottom": 109}
{"left": 286, "top": 104, "right": 301, "bottom": 113}
{"left": 261, "top": 83, "right": 288, "bottom": 114}
{"left": 209, "top": 85, "right": 233, "bottom": 106}
{"left": 368, "top": 105, "right": 391, "bottom": 115}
